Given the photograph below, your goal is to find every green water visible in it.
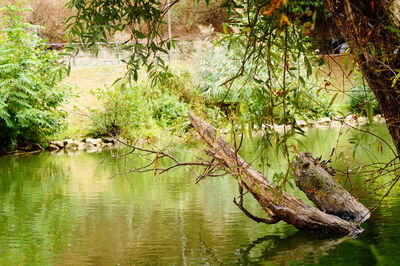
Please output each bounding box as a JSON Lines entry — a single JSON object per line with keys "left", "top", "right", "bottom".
{"left": 0, "top": 125, "right": 399, "bottom": 265}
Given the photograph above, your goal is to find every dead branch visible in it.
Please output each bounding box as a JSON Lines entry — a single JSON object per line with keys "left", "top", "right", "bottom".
{"left": 109, "top": 112, "right": 370, "bottom": 236}
{"left": 233, "top": 185, "right": 281, "bottom": 224}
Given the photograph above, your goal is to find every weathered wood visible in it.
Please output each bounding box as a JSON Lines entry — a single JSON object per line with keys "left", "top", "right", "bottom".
{"left": 292, "top": 152, "right": 370, "bottom": 223}
{"left": 188, "top": 112, "right": 364, "bottom": 236}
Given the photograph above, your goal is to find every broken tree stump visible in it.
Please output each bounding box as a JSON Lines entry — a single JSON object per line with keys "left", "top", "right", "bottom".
{"left": 292, "top": 152, "right": 370, "bottom": 223}
{"left": 188, "top": 112, "right": 365, "bottom": 236}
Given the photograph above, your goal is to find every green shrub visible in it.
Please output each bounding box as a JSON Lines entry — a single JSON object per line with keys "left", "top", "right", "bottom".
{"left": 0, "top": 6, "right": 70, "bottom": 149}
{"left": 349, "top": 85, "right": 381, "bottom": 116}
{"left": 151, "top": 94, "right": 187, "bottom": 127}
{"left": 89, "top": 82, "right": 154, "bottom": 138}
{"left": 197, "top": 42, "right": 251, "bottom": 107}
{"left": 149, "top": 70, "right": 195, "bottom": 127}
{"left": 89, "top": 71, "right": 199, "bottom": 140}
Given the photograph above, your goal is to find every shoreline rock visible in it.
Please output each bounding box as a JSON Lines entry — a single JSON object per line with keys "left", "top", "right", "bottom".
{"left": 40, "top": 115, "right": 386, "bottom": 155}
{"left": 268, "top": 115, "right": 385, "bottom": 134}
{"left": 46, "top": 137, "right": 121, "bottom": 154}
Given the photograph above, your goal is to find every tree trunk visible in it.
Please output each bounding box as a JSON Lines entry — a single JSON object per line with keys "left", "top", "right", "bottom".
{"left": 324, "top": 0, "right": 400, "bottom": 154}
{"left": 188, "top": 112, "right": 365, "bottom": 236}
{"left": 292, "top": 152, "right": 370, "bottom": 223}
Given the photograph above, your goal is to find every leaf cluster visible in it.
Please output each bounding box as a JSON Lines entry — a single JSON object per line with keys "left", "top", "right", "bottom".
{"left": 0, "top": 6, "right": 71, "bottom": 149}
{"left": 349, "top": 72, "right": 381, "bottom": 119}
{"left": 68, "top": 0, "right": 176, "bottom": 83}
{"left": 89, "top": 70, "right": 202, "bottom": 140}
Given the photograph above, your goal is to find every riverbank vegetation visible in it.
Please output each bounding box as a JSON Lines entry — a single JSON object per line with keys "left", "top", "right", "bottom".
{"left": 0, "top": 2, "right": 381, "bottom": 149}
{"left": 0, "top": 6, "right": 71, "bottom": 151}
{"left": 0, "top": 3, "right": 381, "bottom": 157}
{"left": 74, "top": 39, "right": 380, "bottom": 145}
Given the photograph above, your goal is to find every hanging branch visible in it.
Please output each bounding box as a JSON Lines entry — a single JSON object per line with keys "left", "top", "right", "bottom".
{"left": 109, "top": 134, "right": 228, "bottom": 179}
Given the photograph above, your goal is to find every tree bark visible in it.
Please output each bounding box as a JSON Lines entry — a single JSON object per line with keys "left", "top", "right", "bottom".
{"left": 324, "top": 0, "right": 400, "bottom": 155}
{"left": 292, "top": 152, "right": 370, "bottom": 223}
{"left": 188, "top": 112, "right": 364, "bottom": 236}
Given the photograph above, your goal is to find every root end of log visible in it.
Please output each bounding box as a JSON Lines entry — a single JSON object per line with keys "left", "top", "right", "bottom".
{"left": 292, "top": 152, "right": 370, "bottom": 224}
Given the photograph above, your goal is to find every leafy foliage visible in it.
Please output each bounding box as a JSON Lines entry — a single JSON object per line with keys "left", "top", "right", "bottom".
{"left": 349, "top": 74, "right": 381, "bottom": 117}
{"left": 197, "top": 38, "right": 332, "bottom": 125}
{"left": 151, "top": 94, "right": 187, "bottom": 127}
{"left": 67, "top": 0, "right": 175, "bottom": 83}
{"left": 89, "top": 82, "right": 153, "bottom": 138}
{"left": 0, "top": 6, "right": 70, "bottom": 149}
{"left": 89, "top": 71, "right": 197, "bottom": 140}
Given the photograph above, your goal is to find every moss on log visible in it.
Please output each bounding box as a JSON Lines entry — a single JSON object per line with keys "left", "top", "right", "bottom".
{"left": 292, "top": 152, "right": 370, "bottom": 223}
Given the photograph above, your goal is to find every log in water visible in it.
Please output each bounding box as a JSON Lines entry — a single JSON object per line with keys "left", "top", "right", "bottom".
{"left": 188, "top": 112, "right": 367, "bottom": 236}
{"left": 292, "top": 152, "right": 370, "bottom": 223}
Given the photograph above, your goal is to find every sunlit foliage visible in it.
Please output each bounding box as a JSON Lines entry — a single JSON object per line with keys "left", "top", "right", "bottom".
{"left": 0, "top": 6, "right": 70, "bottom": 148}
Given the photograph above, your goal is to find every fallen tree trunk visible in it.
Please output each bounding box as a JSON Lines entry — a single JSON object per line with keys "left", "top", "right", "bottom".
{"left": 188, "top": 112, "right": 364, "bottom": 236}
{"left": 292, "top": 152, "right": 370, "bottom": 223}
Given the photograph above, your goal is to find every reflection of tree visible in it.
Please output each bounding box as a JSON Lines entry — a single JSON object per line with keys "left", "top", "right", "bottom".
{"left": 236, "top": 231, "right": 346, "bottom": 265}
{"left": 0, "top": 154, "right": 72, "bottom": 265}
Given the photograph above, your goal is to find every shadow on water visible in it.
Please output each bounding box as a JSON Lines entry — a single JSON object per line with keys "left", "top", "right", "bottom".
{"left": 236, "top": 231, "right": 347, "bottom": 265}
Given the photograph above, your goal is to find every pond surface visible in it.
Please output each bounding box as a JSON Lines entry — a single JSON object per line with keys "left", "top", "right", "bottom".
{"left": 1, "top": 125, "right": 400, "bottom": 265}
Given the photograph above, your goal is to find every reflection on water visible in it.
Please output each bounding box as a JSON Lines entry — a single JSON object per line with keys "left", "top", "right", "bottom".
{"left": 236, "top": 231, "right": 347, "bottom": 265}
{"left": 0, "top": 125, "right": 399, "bottom": 265}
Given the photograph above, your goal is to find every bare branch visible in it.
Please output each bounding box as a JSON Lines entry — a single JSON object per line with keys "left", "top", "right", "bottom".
{"left": 233, "top": 184, "right": 281, "bottom": 224}
{"left": 233, "top": 197, "right": 281, "bottom": 224}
